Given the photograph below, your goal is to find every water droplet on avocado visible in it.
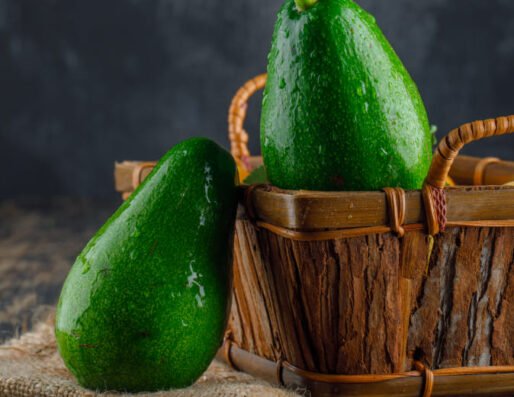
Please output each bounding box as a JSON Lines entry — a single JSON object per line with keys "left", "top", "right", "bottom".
{"left": 357, "top": 82, "right": 367, "bottom": 97}
{"left": 81, "top": 259, "right": 91, "bottom": 274}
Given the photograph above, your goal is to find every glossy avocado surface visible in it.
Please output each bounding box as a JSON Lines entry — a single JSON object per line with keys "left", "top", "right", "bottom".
{"left": 55, "top": 138, "right": 238, "bottom": 392}
{"left": 261, "top": 0, "right": 433, "bottom": 191}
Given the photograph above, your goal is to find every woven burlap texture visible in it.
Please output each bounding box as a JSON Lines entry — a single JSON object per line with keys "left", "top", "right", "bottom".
{"left": 0, "top": 315, "right": 302, "bottom": 397}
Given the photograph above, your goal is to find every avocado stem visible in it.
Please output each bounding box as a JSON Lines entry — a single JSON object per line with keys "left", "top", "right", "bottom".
{"left": 295, "top": 0, "right": 319, "bottom": 12}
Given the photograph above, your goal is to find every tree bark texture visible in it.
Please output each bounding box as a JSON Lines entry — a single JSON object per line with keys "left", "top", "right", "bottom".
{"left": 228, "top": 219, "right": 514, "bottom": 375}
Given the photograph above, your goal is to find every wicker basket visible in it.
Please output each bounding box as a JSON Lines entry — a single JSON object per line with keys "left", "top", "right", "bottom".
{"left": 115, "top": 75, "right": 514, "bottom": 397}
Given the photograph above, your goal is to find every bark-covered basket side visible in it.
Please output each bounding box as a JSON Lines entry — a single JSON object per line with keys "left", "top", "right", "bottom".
{"left": 228, "top": 219, "right": 514, "bottom": 375}
{"left": 409, "top": 226, "right": 514, "bottom": 369}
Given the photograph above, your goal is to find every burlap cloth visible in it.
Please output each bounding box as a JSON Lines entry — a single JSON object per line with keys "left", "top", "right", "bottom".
{"left": 0, "top": 314, "right": 303, "bottom": 397}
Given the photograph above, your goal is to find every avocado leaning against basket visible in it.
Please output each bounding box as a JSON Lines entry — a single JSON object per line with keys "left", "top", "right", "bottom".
{"left": 55, "top": 138, "right": 239, "bottom": 392}
{"left": 261, "top": 0, "right": 433, "bottom": 191}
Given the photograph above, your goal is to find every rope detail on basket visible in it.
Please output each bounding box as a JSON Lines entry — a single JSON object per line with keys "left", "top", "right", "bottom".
{"left": 422, "top": 184, "right": 447, "bottom": 236}
{"left": 222, "top": 330, "right": 238, "bottom": 372}
{"left": 423, "top": 115, "right": 514, "bottom": 235}
{"left": 414, "top": 361, "right": 435, "bottom": 397}
{"left": 383, "top": 188, "right": 406, "bottom": 237}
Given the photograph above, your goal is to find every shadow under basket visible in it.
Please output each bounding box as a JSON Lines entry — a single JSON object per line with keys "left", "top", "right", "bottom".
{"left": 115, "top": 74, "right": 514, "bottom": 396}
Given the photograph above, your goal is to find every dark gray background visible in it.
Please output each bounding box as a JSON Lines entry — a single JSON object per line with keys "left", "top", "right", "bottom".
{"left": 1, "top": 0, "right": 513, "bottom": 198}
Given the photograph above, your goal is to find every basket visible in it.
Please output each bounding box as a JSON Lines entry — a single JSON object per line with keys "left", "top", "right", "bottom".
{"left": 114, "top": 75, "right": 514, "bottom": 397}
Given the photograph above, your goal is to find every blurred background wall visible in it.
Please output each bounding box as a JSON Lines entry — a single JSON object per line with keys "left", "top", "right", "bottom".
{"left": 1, "top": 0, "right": 513, "bottom": 198}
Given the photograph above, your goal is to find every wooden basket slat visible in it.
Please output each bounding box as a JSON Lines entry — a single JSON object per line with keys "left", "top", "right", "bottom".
{"left": 252, "top": 186, "right": 514, "bottom": 231}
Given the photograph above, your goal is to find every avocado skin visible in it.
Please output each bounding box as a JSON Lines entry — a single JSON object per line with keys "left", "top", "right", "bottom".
{"left": 55, "top": 138, "right": 238, "bottom": 392}
{"left": 261, "top": 0, "right": 433, "bottom": 191}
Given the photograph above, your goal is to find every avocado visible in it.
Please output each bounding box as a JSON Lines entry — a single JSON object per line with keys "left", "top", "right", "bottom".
{"left": 261, "top": 0, "right": 433, "bottom": 191}
{"left": 55, "top": 138, "right": 238, "bottom": 392}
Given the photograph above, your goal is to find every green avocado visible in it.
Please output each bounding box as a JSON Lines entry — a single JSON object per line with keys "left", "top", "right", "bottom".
{"left": 55, "top": 138, "right": 238, "bottom": 392}
{"left": 261, "top": 0, "right": 433, "bottom": 191}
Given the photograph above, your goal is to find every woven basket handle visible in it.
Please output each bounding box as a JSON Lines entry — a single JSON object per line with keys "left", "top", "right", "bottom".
{"left": 426, "top": 116, "right": 514, "bottom": 189}
{"left": 423, "top": 115, "right": 514, "bottom": 236}
{"left": 228, "top": 74, "right": 267, "bottom": 168}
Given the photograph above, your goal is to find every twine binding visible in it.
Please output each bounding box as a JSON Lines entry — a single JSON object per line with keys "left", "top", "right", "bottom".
{"left": 383, "top": 187, "right": 406, "bottom": 237}
{"left": 414, "top": 361, "right": 435, "bottom": 397}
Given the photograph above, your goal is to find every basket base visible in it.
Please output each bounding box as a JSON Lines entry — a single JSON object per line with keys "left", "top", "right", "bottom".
{"left": 217, "top": 341, "right": 514, "bottom": 397}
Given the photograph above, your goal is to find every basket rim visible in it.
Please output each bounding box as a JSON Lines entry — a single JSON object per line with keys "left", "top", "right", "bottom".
{"left": 241, "top": 184, "right": 514, "bottom": 240}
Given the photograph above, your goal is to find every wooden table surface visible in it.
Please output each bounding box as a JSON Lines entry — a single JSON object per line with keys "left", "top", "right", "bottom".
{"left": 0, "top": 198, "right": 117, "bottom": 343}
